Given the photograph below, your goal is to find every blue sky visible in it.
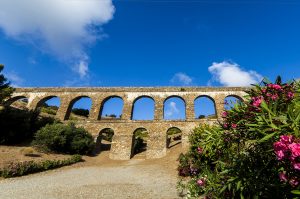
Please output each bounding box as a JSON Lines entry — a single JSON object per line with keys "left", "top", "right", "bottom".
{"left": 1, "top": 0, "right": 300, "bottom": 119}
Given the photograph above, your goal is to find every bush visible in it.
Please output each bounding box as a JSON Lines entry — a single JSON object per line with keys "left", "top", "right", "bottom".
{"left": 71, "top": 108, "right": 89, "bottom": 117}
{"left": 0, "top": 154, "right": 82, "bottom": 178}
{"left": 41, "top": 106, "right": 57, "bottom": 115}
{"left": 32, "top": 123, "right": 95, "bottom": 155}
{"left": 177, "top": 77, "right": 300, "bottom": 198}
{"left": 0, "top": 107, "right": 56, "bottom": 144}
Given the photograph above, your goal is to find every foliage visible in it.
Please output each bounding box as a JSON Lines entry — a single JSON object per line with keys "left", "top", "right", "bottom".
{"left": 0, "top": 64, "right": 15, "bottom": 105}
{"left": 40, "top": 105, "right": 58, "bottom": 115}
{"left": 132, "top": 128, "right": 148, "bottom": 154}
{"left": 100, "top": 129, "right": 114, "bottom": 142}
{"left": 0, "top": 154, "right": 82, "bottom": 178}
{"left": 0, "top": 107, "right": 56, "bottom": 144}
{"left": 32, "top": 123, "right": 95, "bottom": 155}
{"left": 177, "top": 77, "right": 300, "bottom": 198}
{"left": 72, "top": 108, "right": 89, "bottom": 117}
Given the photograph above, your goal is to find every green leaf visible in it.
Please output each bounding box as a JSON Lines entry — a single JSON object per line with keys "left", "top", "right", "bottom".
{"left": 260, "top": 101, "right": 275, "bottom": 116}
{"left": 291, "top": 190, "right": 300, "bottom": 195}
{"left": 240, "top": 192, "right": 245, "bottom": 199}
{"left": 258, "top": 132, "right": 277, "bottom": 143}
{"left": 237, "top": 181, "right": 241, "bottom": 191}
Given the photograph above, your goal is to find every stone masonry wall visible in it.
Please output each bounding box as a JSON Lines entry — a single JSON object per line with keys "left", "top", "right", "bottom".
{"left": 7, "top": 87, "right": 248, "bottom": 160}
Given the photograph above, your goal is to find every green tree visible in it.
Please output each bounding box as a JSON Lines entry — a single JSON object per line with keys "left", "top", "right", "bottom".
{"left": 0, "top": 64, "right": 15, "bottom": 105}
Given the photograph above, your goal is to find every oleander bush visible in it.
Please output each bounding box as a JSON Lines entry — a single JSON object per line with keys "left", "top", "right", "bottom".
{"left": 32, "top": 122, "right": 95, "bottom": 155}
{"left": 0, "top": 154, "right": 82, "bottom": 178}
{"left": 177, "top": 77, "right": 300, "bottom": 198}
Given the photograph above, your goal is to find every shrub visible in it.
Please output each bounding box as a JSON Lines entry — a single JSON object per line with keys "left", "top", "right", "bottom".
{"left": 41, "top": 106, "right": 57, "bottom": 115}
{"left": 177, "top": 77, "right": 300, "bottom": 198}
{"left": 71, "top": 108, "right": 89, "bottom": 117}
{"left": 0, "top": 107, "right": 56, "bottom": 144}
{"left": 32, "top": 123, "right": 95, "bottom": 155}
{"left": 0, "top": 154, "right": 82, "bottom": 178}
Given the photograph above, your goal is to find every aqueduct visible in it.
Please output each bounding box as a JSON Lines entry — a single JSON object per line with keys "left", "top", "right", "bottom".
{"left": 6, "top": 87, "right": 247, "bottom": 160}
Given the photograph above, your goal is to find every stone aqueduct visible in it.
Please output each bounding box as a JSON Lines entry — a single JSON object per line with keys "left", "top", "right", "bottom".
{"left": 7, "top": 87, "right": 247, "bottom": 160}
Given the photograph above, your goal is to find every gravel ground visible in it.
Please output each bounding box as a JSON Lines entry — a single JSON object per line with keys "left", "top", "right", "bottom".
{"left": 0, "top": 147, "right": 182, "bottom": 199}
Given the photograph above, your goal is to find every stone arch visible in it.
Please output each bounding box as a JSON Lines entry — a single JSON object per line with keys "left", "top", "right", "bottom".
{"left": 131, "top": 96, "right": 155, "bottom": 120}
{"left": 64, "top": 96, "right": 92, "bottom": 120}
{"left": 35, "top": 96, "right": 61, "bottom": 115}
{"left": 194, "top": 95, "right": 217, "bottom": 119}
{"left": 4, "top": 96, "right": 29, "bottom": 109}
{"left": 99, "top": 96, "right": 124, "bottom": 120}
{"left": 166, "top": 127, "right": 182, "bottom": 149}
{"left": 163, "top": 95, "right": 186, "bottom": 120}
{"left": 224, "top": 95, "right": 243, "bottom": 110}
{"left": 95, "top": 128, "right": 115, "bottom": 154}
{"left": 131, "top": 127, "right": 149, "bottom": 158}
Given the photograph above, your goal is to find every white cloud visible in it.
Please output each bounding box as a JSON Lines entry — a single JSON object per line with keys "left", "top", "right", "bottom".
{"left": 0, "top": 0, "right": 115, "bottom": 78}
{"left": 5, "top": 71, "right": 24, "bottom": 87}
{"left": 165, "top": 101, "right": 179, "bottom": 116}
{"left": 76, "top": 55, "right": 89, "bottom": 79}
{"left": 171, "top": 72, "right": 193, "bottom": 85}
{"left": 208, "top": 61, "right": 263, "bottom": 86}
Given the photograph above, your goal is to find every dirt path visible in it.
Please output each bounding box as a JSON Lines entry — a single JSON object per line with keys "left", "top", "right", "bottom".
{"left": 0, "top": 145, "right": 183, "bottom": 199}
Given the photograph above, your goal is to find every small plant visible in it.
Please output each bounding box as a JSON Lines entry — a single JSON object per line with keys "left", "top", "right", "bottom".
{"left": 20, "top": 147, "right": 40, "bottom": 157}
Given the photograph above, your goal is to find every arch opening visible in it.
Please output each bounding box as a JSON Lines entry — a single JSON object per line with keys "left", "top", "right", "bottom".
{"left": 131, "top": 96, "right": 155, "bottom": 120}
{"left": 36, "top": 96, "right": 60, "bottom": 116}
{"left": 166, "top": 127, "right": 182, "bottom": 149}
{"left": 224, "top": 95, "right": 242, "bottom": 110}
{"left": 5, "top": 96, "right": 28, "bottom": 109}
{"left": 164, "top": 96, "right": 186, "bottom": 120}
{"left": 131, "top": 128, "right": 148, "bottom": 158}
{"left": 65, "top": 96, "right": 92, "bottom": 120}
{"left": 194, "top": 96, "right": 216, "bottom": 119}
{"left": 100, "top": 96, "right": 123, "bottom": 120}
{"left": 95, "top": 128, "right": 114, "bottom": 154}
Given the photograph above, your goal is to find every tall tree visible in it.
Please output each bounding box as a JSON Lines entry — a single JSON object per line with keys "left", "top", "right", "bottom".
{"left": 0, "top": 64, "right": 15, "bottom": 105}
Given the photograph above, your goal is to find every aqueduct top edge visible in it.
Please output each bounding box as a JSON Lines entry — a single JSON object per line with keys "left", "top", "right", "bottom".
{"left": 15, "top": 86, "right": 250, "bottom": 92}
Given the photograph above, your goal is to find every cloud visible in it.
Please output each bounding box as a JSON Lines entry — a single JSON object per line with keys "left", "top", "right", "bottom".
{"left": 5, "top": 71, "right": 24, "bottom": 87}
{"left": 0, "top": 0, "right": 115, "bottom": 78}
{"left": 171, "top": 72, "right": 193, "bottom": 85}
{"left": 208, "top": 61, "right": 263, "bottom": 86}
{"left": 165, "top": 101, "right": 179, "bottom": 116}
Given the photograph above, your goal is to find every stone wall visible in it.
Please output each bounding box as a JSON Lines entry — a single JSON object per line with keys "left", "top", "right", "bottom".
{"left": 7, "top": 87, "right": 248, "bottom": 160}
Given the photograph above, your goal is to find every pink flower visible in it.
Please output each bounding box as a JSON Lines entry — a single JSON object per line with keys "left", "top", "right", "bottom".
{"left": 289, "top": 178, "right": 299, "bottom": 187}
{"left": 279, "top": 172, "right": 288, "bottom": 182}
{"left": 262, "top": 88, "right": 267, "bottom": 93}
{"left": 273, "top": 141, "right": 288, "bottom": 160}
{"left": 197, "top": 147, "right": 203, "bottom": 154}
{"left": 287, "top": 92, "right": 294, "bottom": 99}
{"left": 289, "top": 143, "right": 300, "bottom": 159}
{"left": 279, "top": 135, "right": 294, "bottom": 144}
{"left": 268, "top": 84, "right": 282, "bottom": 90}
{"left": 271, "top": 94, "right": 279, "bottom": 100}
{"left": 222, "top": 111, "right": 228, "bottom": 117}
{"left": 231, "top": 123, "right": 237, "bottom": 128}
{"left": 273, "top": 84, "right": 282, "bottom": 90}
{"left": 197, "top": 177, "right": 206, "bottom": 187}
{"left": 252, "top": 96, "right": 264, "bottom": 107}
{"left": 275, "top": 150, "right": 286, "bottom": 160}
{"left": 223, "top": 123, "right": 228, "bottom": 128}
{"left": 293, "top": 162, "right": 300, "bottom": 170}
